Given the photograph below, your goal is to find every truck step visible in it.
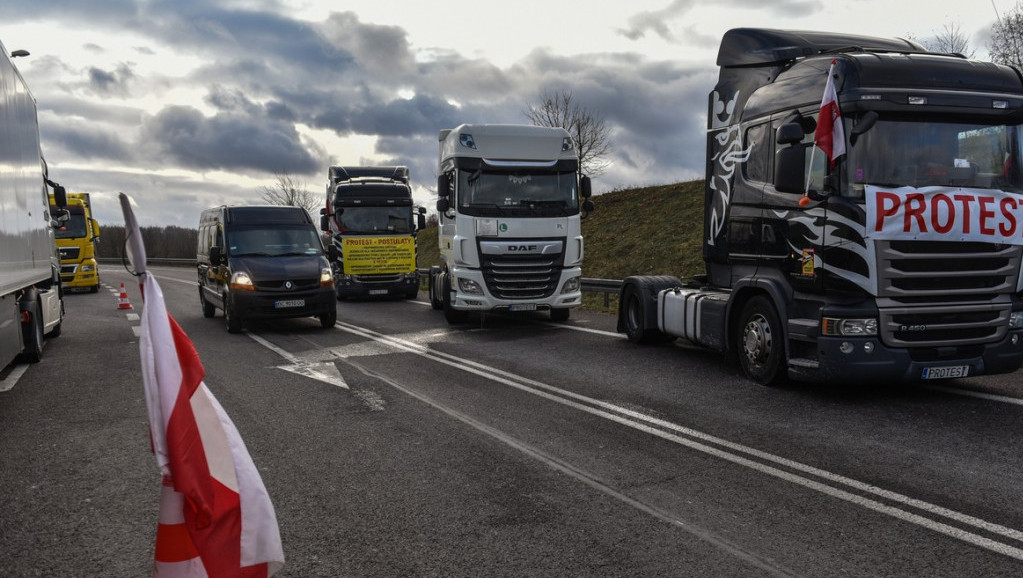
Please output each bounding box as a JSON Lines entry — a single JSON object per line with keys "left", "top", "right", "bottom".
{"left": 788, "top": 358, "right": 820, "bottom": 369}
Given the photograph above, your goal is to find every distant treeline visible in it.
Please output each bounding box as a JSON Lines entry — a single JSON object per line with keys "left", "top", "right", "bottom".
{"left": 97, "top": 225, "right": 199, "bottom": 260}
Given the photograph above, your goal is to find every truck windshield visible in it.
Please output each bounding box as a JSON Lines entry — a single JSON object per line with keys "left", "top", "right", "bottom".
{"left": 227, "top": 226, "right": 325, "bottom": 257}
{"left": 457, "top": 169, "right": 579, "bottom": 217}
{"left": 846, "top": 118, "right": 1023, "bottom": 195}
{"left": 335, "top": 206, "right": 412, "bottom": 234}
{"left": 53, "top": 213, "right": 88, "bottom": 239}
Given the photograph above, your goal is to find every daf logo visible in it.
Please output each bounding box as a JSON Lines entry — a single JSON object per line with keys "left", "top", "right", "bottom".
{"left": 508, "top": 245, "right": 538, "bottom": 252}
{"left": 285, "top": 281, "right": 293, "bottom": 290}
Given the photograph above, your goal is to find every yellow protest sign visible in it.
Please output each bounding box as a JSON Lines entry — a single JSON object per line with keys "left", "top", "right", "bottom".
{"left": 341, "top": 236, "right": 416, "bottom": 275}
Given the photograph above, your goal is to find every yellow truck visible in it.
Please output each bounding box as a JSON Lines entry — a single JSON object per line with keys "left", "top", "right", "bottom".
{"left": 49, "top": 192, "right": 100, "bottom": 292}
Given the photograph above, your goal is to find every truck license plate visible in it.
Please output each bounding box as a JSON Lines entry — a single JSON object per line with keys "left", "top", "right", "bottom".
{"left": 921, "top": 365, "right": 969, "bottom": 380}
{"left": 369, "top": 289, "right": 388, "bottom": 295}
{"left": 274, "top": 299, "right": 305, "bottom": 309}
{"left": 509, "top": 303, "right": 537, "bottom": 312}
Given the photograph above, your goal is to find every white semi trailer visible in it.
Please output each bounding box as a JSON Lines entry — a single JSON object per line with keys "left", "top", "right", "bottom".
{"left": 0, "top": 41, "right": 68, "bottom": 368}
{"left": 429, "top": 124, "right": 593, "bottom": 323}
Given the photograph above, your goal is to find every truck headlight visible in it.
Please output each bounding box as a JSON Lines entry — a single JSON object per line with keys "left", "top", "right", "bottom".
{"left": 229, "top": 271, "right": 255, "bottom": 291}
{"left": 457, "top": 277, "right": 483, "bottom": 295}
{"left": 320, "top": 267, "right": 334, "bottom": 287}
{"left": 81, "top": 264, "right": 95, "bottom": 272}
{"left": 1011, "top": 311, "right": 1023, "bottom": 329}
{"left": 822, "top": 317, "right": 878, "bottom": 336}
{"left": 561, "top": 276, "right": 580, "bottom": 294}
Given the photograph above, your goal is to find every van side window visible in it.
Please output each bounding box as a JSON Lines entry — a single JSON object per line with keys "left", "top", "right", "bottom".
{"left": 743, "top": 122, "right": 771, "bottom": 183}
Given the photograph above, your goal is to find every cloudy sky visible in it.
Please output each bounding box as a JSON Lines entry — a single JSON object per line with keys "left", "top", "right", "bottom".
{"left": 0, "top": 0, "right": 1010, "bottom": 227}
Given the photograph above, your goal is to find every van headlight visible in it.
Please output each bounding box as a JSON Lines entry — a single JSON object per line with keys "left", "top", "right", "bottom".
{"left": 230, "top": 271, "right": 255, "bottom": 291}
{"left": 320, "top": 267, "right": 334, "bottom": 287}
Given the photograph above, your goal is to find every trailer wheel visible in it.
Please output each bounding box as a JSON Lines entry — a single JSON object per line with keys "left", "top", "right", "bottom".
{"left": 442, "top": 274, "right": 469, "bottom": 324}
{"left": 21, "top": 300, "right": 44, "bottom": 363}
{"left": 737, "top": 296, "right": 783, "bottom": 386}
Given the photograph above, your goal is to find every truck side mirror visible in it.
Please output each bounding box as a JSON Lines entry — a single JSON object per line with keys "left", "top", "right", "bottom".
{"left": 580, "top": 175, "right": 592, "bottom": 199}
{"left": 209, "top": 246, "right": 222, "bottom": 265}
{"left": 437, "top": 174, "right": 450, "bottom": 198}
{"left": 417, "top": 209, "right": 426, "bottom": 231}
{"left": 436, "top": 198, "right": 450, "bottom": 213}
{"left": 327, "top": 244, "right": 338, "bottom": 261}
{"left": 776, "top": 122, "right": 805, "bottom": 145}
{"left": 775, "top": 145, "right": 807, "bottom": 194}
{"left": 849, "top": 111, "right": 879, "bottom": 146}
{"left": 50, "top": 184, "right": 67, "bottom": 207}
{"left": 320, "top": 214, "right": 329, "bottom": 232}
{"left": 91, "top": 219, "right": 101, "bottom": 242}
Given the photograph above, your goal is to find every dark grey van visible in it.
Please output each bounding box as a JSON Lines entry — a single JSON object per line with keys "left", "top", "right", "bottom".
{"left": 197, "top": 205, "right": 338, "bottom": 333}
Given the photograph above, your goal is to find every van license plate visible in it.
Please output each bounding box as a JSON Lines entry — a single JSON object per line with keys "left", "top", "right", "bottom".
{"left": 922, "top": 365, "right": 969, "bottom": 380}
{"left": 509, "top": 304, "right": 537, "bottom": 311}
{"left": 275, "top": 299, "right": 305, "bottom": 309}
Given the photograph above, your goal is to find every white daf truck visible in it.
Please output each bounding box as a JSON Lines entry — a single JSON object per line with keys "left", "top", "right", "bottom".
{"left": 1, "top": 41, "right": 68, "bottom": 368}
{"left": 429, "top": 124, "right": 593, "bottom": 323}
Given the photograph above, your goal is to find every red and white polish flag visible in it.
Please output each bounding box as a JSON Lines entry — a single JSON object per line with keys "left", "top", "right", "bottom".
{"left": 815, "top": 59, "right": 846, "bottom": 168}
{"left": 120, "top": 194, "right": 284, "bottom": 577}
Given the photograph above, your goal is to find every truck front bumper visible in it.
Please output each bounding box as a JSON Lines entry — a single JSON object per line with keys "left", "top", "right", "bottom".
{"left": 449, "top": 268, "right": 582, "bottom": 311}
{"left": 799, "top": 330, "right": 1023, "bottom": 385}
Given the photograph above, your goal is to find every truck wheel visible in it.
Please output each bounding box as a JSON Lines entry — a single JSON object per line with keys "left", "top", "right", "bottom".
{"left": 621, "top": 284, "right": 661, "bottom": 344}
{"left": 90, "top": 283, "right": 99, "bottom": 294}
{"left": 199, "top": 288, "right": 215, "bottom": 318}
{"left": 442, "top": 274, "right": 469, "bottom": 324}
{"left": 737, "top": 296, "right": 784, "bottom": 386}
{"left": 428, "top": 269, "right": 443, "bottom": 310}
{"left": 550, "top": 308, "right": 570, "bottom": 322}
{"left": 224, "top": 294, "right": 244, "bottom": 333}
{"left": 21, "top": 301, "right": 44, "bottom": 363}
{"left": 319, "top": 307, "right": 337, "bottom": 328}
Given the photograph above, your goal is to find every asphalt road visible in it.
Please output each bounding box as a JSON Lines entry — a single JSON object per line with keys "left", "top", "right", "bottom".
{"left": 2, "top": 265, "right": 1023, "bottom": 577}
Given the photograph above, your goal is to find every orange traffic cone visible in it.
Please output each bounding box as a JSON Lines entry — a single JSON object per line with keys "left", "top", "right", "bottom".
{"left": 117, "top": 282, "right": 133, "bottom": 310}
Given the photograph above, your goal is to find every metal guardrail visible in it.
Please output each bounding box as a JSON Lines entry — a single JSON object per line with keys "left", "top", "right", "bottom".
{"left": 99, "top": 258, "right": 626, "bottom": 303}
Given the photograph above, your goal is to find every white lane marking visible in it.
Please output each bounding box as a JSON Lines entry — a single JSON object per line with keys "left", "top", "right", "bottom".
{"left": 333, "top": 320, "right": 1023, "bottom": 561}
{"left": 920, "top": 384, "right": 1023, "bottom": 406}
{"left": 246, "top": 332, "right": 348, "bottom": 389}
{"left": 126, "top": 313, "right": 140, "bottom": 321}
{"left": 0, "top": 364, "right": 29, "bottom": 392}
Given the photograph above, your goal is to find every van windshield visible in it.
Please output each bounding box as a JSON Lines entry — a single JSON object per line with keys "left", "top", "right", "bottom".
{"left": 227, "top": 226, "right": 325, "bottom": 257}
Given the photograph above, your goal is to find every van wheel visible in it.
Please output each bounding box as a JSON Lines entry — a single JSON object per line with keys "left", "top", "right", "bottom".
{"left": 224, "top": 295, "right": 243, "bottom": 333}
{"left": 199, "top": 289, "right": 215, "bottom": 318}
{"left": 737, "top": 296, "right": 783, "bottom": 386}
{"left": 21, "top": 300, "right": 44, "bottom": 363}
{"left": 319, "top": 307, "right": 337, "bottom": 328}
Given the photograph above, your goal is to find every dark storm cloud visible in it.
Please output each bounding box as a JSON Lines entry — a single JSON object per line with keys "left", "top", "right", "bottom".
{"left": 87, "top": 63, "right": 135, "bottom": 97}
{"left": 141, "top": 105, "right": 319, "bottom": 174}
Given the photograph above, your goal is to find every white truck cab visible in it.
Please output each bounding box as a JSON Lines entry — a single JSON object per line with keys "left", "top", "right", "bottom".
{"left": 429, "top": 124, "right": 593, "bottom": 323}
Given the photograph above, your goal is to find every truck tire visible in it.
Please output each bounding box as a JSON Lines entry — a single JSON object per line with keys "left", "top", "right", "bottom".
{"left": 428, "top": 267, "right": 443, "bottom": 310}
{"left": 442, "top": 274, "right": 469, "bottom": 324}
{"left": 737, "top": 295, "right": 784, "bottom": 386}
{"left": 224, "top": 294, "right": 244, "bottom": 333}
{"left": 21, "top": 300, "right": 44, "bottom": 363}
{"left": 550, "top": 308, "right": 570, "bottom": 322}
{"left": 621, "top": 283, "right": 663, "bottom": 344}
{"left": 199, "top": 288, "right": 216, "bottom": 318}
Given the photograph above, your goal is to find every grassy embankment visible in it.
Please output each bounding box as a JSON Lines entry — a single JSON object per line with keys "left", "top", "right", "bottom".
{"left": 416, "top": 179, "right": 707, "bottom": 314}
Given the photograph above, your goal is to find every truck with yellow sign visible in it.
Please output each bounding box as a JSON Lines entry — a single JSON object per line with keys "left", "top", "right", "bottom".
{"left": 320, "top": 166, "right": 426, "bottom": 299}
{"left": 49, "top": 191, "right": 100, "bottom": 292}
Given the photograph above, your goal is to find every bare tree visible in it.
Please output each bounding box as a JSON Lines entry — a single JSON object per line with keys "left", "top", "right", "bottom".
{"left": 927, "top": 23, "right": 976, "bottom": 57}
{"left": 990, "top": 1, "right": 1023, "bottom": 73}
{"left": 525, "top": 89, "right": 612, "bottom": 177}
{"left": 260, "top": 172, "right": 320, "bottom": 215}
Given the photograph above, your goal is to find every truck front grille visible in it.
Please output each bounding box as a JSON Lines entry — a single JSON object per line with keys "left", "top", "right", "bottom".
{"left": 875, "top": 240, "right": 1021, "bottom": 347}
{"left": 480, "top": 254, "right": 562, "bottom": 300}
